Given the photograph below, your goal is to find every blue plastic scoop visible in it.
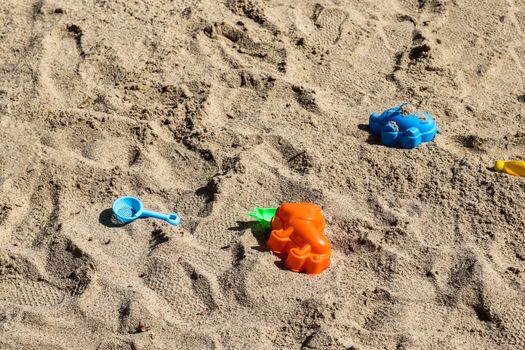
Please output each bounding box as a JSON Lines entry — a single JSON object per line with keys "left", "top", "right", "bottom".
{"left": 112, "top": 196, "right": 180, "bottom": 226}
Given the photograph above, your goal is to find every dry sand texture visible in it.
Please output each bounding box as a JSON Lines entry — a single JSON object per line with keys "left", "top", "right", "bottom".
{"left": 0, "top": 0, "right": 525, "bottom": 349}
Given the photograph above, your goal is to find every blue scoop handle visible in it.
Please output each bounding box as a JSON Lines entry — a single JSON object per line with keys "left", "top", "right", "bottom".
{"left": 141, "top": 210, "right": 180, "bottom": 226}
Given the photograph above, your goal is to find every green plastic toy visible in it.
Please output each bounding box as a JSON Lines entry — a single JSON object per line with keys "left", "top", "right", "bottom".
{"left": 248, "top": 207, "right": 277, "bottom": 229}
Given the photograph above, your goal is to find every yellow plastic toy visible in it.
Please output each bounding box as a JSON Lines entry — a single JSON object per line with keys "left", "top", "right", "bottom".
{"left": 494, "top": 160, "right": 525, "bottom": 177}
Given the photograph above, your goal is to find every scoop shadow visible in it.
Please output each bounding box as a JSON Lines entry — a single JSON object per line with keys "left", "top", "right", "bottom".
{"left": 99, "top": 208, "right": 127, "bottom": 228}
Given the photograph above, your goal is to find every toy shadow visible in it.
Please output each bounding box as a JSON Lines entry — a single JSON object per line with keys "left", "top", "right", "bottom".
{"left": 229, "top": 220, "right": 269, "bottom": 252}
{"left": 229, "top": 221, "right": 289, "bottom": 271}
{"left": 358, "top": 123, "right": 381, "bottom": 145}
{"left": 99, "top": 208, "right": 127, "bottom": 228}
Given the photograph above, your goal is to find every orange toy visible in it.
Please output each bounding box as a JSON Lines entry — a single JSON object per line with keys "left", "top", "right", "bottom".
{"left": 267, "top": 203, "right": 331, "bottom": 274}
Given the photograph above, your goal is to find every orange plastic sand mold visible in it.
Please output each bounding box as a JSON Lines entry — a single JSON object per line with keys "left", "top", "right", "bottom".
{"left": 267, "top": 203, "right": 331, "bottom": 275}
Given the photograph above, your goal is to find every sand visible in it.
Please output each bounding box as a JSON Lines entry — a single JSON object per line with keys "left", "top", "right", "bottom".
{"left": 0, "top": 0, "right": 524, "bottom": 349}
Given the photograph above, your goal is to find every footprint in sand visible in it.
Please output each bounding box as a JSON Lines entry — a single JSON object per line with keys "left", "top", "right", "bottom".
{"left": 12, "top": 179, "right": 60, "bottom": 247}
{"left": 311, "top": 5, "right": 348, "bottom": 45}
{"left": 39, "top": 25, "right": 86, "bottom": 108}
{"left": 0, "top": 279, "right": 65, "bottom": 307}
{"left": 0, "top": 252, "right": 66, "bottom": 307}
{"left": 142, "top": 256, "right": 219, "bottom": 320}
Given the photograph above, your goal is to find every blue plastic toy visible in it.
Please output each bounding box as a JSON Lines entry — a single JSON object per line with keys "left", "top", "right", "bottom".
{"left": 368, "top": 103, "right": 437, "bottom": 149}
{"left": 112, "top": 196, "right": 180, "bottom": 226}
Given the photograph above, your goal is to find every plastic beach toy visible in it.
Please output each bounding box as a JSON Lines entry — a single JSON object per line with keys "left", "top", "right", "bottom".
{"left": 112, "top": 196, "right": 180, "bottom": 226}
{"left": 494, "top": 160, "right": 525, "bottom": 177}
{"left": 369, "top": 103, "right": 437, "bottom": 149}
{"left": 249, "top": 203, "right": 331, "bottom": 275}
{"left": 248, "top": 207, "right": 277, "bottom": 229}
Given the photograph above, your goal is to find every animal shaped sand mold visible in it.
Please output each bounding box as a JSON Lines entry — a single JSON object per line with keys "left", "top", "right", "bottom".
{"left": 112, "top": 196, "right": 180, "bottom": 226}
{"left": 249, "top": 203, "right": 331, "bottom": 275}
{"left": 369, "top": 103, "right": 438, "bottom": 149}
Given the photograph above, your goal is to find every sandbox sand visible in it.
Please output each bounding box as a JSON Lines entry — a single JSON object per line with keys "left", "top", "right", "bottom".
{"left": 0, "top": 0, "right": 524, "bottom": 349}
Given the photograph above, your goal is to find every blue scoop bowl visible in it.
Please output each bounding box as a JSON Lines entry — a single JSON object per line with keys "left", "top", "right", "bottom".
{"left": 112, "top": 196, "right": 180, "bottom": 226}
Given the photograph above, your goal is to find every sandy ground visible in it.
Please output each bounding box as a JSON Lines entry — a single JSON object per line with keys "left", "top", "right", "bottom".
{"left": 0, "top": 0, "right": 524, "bottom": 349}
